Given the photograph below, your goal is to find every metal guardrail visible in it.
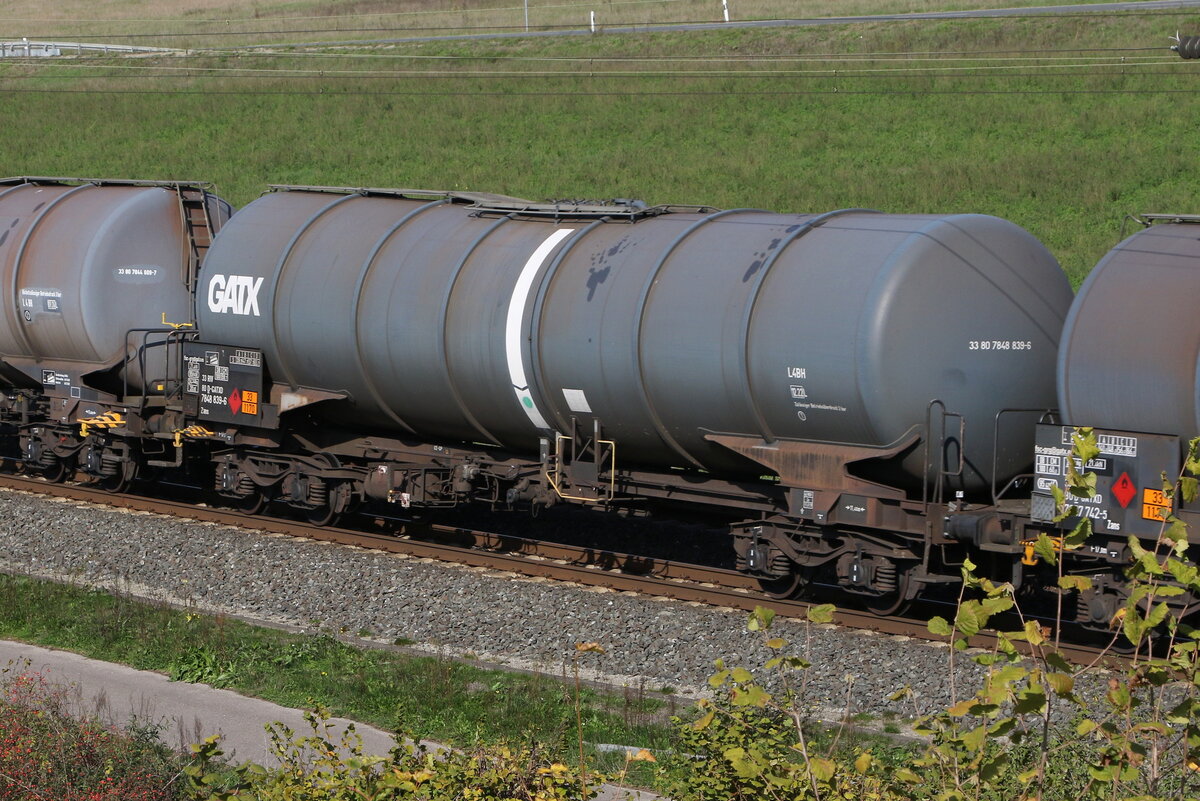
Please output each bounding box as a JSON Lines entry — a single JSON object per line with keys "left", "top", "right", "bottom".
{"left": 0, "top": 39, "right": 177, "bottom": 57}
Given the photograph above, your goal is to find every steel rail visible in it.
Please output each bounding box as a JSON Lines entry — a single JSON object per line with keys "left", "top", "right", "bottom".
{"left": 0, "top": 472, "right": 1122, "bottom": 668}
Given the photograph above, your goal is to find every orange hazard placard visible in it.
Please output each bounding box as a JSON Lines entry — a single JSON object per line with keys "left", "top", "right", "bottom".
{"left": 242, "top": 390, "right": 258, "bottom": 415}
{"left": 1142, "top": 488, "right": 1170, "bottom": 522}
{"left": 1143, "top": 488, "right": 1168, "bottom": 507}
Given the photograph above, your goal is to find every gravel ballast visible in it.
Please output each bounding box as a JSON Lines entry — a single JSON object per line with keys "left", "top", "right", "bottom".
{"left": 0, "top": 487, "right": 994, "bottom": 721}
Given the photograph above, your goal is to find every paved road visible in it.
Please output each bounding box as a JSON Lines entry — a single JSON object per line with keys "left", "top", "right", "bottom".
{"left": 0, "top": 640, "right": 658, "bottom": 800}
{"left": 240, "top": 0, "right": 1200, "bottom": 49}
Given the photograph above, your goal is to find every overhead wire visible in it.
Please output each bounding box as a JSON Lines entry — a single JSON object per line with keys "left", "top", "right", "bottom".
{"left": 18, "top": 46, "right": 1172, "bottom": 62}
{"left": 3, "top": 85, "right": 1199, "bottom": 95}
{"left": 0, "top": 57, "right": 1188, "bottom": 78}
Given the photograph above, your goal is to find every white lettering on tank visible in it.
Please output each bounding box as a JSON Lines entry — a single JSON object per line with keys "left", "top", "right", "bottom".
{"left": 207, "top": 274, "right": 265, "bottom": 316}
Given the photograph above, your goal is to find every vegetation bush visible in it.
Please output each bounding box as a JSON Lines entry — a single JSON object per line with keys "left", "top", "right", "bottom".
{"left": 184, "top": 706, "right": 603, "bottom": 801}
{"left": 657, "top": 429, "right": 1200, "bottom": 801}
{"left": 0, "top": 663, "right": 187, "bottom": 800}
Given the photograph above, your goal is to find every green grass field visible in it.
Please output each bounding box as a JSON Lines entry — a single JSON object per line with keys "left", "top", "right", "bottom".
{"left": 0, "top": 573, "right": 677, "bottom": 775}
{"left": 2, "top": 6, "right": 1198, "bottom": 281}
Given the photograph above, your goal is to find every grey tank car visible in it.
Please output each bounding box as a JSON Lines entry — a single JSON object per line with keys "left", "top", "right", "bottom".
{"left": 6, "top": 175, "right": 1199, "bottom": 628}
{"left": 197, "top": 188, "right": 1071, "bottom": 496}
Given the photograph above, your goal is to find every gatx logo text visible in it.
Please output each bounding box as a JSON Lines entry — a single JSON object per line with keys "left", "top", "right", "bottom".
{"left": 208, "top": 274, "right": 264, "bottom": 316}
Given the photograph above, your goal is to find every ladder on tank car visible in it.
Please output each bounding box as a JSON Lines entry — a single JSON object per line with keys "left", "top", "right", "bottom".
{"left": 176, "top": 186, "right": 215, "bottom": 293}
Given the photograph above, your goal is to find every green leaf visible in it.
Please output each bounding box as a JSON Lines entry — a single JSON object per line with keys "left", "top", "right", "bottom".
{"left": 809, "top": 756, "right": 836, "bottom": 783}
{"left": 979, "top": 752, "right": 1010, "bottom": 782}
{"left": 1042, "top": 652, "right": 1071, "bottom": 673}
{"left": 955, "top": 600, "right": 987, "bottom": 637}
{"left": 779, "top": 656, "right": 812, "bottom": 670}
{"left": 961, "top": 724, "right": 988, "bottom": 753}
{"left": 765, "top": 637, "right": 787, "bottom": 650}
{"left": 993, "top": 665, "right": 1029, "bottom": 687}
{"left": 1033, "top": 533, "right": 1059, "bottom": 566}
{"left": 747, "top": 606, "right": 775, "bottom": 631}
{"left": 947, "top": 699, "right": 977, "bottom": 717}
{"left": 1046, "top": 672, "right": 1074, "bottom": 696}
{"left": 1166, "top": 699, "right": 1195, "bottom": 724}
{"left": 693, "top": 711, "right": 715, "bottom": 730}
{"left": 1013, "top": 687, "right": 1047, "bottom": 715}
{"left": 989, "top": 718, "right": 1018, "bottom": 738}
{"left": 730, "top": 684, "right": 771, "bottom": 707}
{"left": 730, "top": 667, "right": 753, "bottom": 683}
{"left": 1024, "top": 619, "right": 1047, "bottom": 646}
{"left": 1128, "top": 535, "right": 1165, "bottom": 576}
{"left": 1168, "top": 558, "right": 1200, "bottom": 588}
{"left": 854, "top": 751, "right": 872, "bottom": 774}
{"left": 1076, "top": 719, "right": 1097, "bottom": 736}
{"left": 1181, "top": 476, "right": 1199, "bottom": 504}
{"left": 723, "top": 746, "right": 757, "bottom": 778}
{"left": 894, "top": 768, "right": 922, "bottom": 784}
{"left": 1106, "top": 683, "right": 1132, "bottom": 711}
{"left": 1071, "top": 428, "right": 1101, "bottom": 465}
{"left": 1057, "top": 575, "right": 1093, "bottom": 592}
{"left": 1146, "top": 601, "right": 1170, "bottom": 629}
{"left": 1063, "top": 519, "right": 1092, "bottom": 549}
{"left": 981, "top": 595, "right": 1014, "bottom": 616}
{"left": 806, "top": 603, "right": 836, "bottom": 625}
{"left": 1167, "top": 517, "right": 1190, "bottom": 546}
{"left": 928, "top": 616, "right": 953, "bottom": 637}
{"left": 1186, "top": 437, "right": 1200, "bottom": 475}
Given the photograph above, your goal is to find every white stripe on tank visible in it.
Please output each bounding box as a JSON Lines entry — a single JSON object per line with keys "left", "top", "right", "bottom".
{"left": 505, "top": 227, "right": 574, "bottom": 430}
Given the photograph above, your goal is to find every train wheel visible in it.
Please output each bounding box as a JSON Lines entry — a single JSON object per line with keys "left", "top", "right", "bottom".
{"left": 99, "top": 473, "right": 130, "bottom": 493}
{"left": 41, "top": 460, "right": 70, "bottom": 483}
{"left": 864, "top": 569, "right": 915, "bottom": 617}
{"left": 99, "top": 460, "right": 137, "bottom": 494}
{"left": 757, "top": 569, "right": 810, "bottom": 600}
{"left": 305, "top": 503, "right": 340, "bottom": 527}
{"left": 236, "top": 490, "right": 268, "bottom": 515}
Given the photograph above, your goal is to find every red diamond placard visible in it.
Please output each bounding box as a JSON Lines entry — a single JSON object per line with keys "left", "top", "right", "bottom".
{"left": 228, "top": 388, "right": 242, "bottom": 416}
{"left": 1112, "top": 471, "right": 1136, "bottom": 509}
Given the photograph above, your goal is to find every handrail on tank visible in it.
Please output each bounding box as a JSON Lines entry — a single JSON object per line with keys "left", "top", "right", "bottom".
{"left": 1119, "top": 212, "right": 1200, "bottom": 241}
{"left": 921, "top": 399, "right": 965, "bottom": 515}
{"left": 989, "top": 407, "right": 1058, "bottom": 506}
{"left": 265, "top": 184, "right": 717, "bottom": 223}
{"left": 121, "top": 327, "right": 196, "bottom": 415}
{"left": 0, "top": 176, "right": 216, "bottom": 191}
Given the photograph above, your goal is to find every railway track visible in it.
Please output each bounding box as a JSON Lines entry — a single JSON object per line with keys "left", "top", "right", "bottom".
{"left": 0, "top": 471, "right": 1125, "bottom": 668}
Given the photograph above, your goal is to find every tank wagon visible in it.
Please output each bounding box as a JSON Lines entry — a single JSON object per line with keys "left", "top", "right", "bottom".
{"left": 5, "top": 175, "right": 1193, "bottom": 625}
{"left": 1029, "top": 214, "right": 1200, "bottom": 630}
{"left": 0, "top": 177, "right": 230, "bottom": 484}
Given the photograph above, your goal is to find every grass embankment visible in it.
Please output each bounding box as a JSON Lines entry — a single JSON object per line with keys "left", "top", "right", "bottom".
{"left": 0, "top": 0, "right": 1132, "bottom": 48}
{"left": 2, "top": 11, "right": 1196, "bottom": 283}
{"left": 0, "top": 573, "right": 675, "bottom": 776}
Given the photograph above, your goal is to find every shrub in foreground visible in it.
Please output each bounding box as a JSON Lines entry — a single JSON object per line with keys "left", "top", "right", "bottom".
{"left": 185, "top": 706, "right": 600, "bottom": 801}
{"left": 0, "top": 665, "right": 186, "bottom": 800}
